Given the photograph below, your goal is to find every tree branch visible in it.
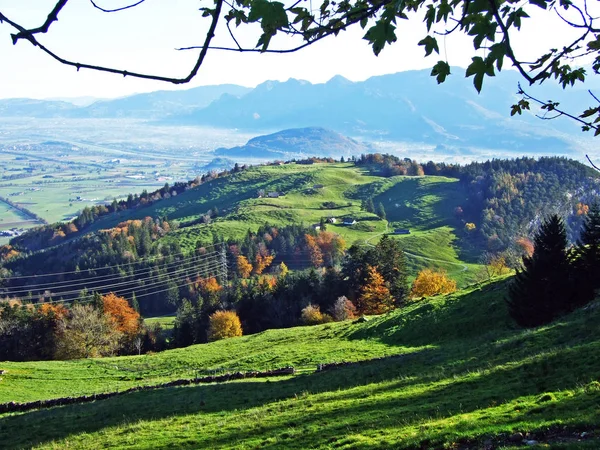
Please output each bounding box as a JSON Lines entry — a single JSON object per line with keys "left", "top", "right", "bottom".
{"left": 10, "top": 0, "right": 70, "bottom": 44}
{"left": 0, "top": 0, "right": 224, "bottom": 84}
{"left": 586, "top": 154, "right": 600, "bottom": 171}
{"left": 518, "top": 83, "right": 599, "bottom": 132}
{"left": 89, "top": 0, "right": 147, "bottom": 13}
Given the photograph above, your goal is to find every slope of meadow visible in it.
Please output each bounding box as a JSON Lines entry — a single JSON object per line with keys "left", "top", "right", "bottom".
{"left": 1, "top": 277, "right": 599, "bottom": 449}
{"left": 78, "top": 163, "right": 476, "bottom": 284}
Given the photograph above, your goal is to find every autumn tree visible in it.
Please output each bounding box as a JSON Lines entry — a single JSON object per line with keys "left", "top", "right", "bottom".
{"left": 478, "top": 252, "right": 510, "bottom": 281}
{"left": 207, "top": 310, "right": 243, "bottom": 341}
{"left": 237, "top": 255, "right": 253, "bottom": 279}
{"left": 356, "top": 266, "right": 395, "bottom": 315}
{"left": 410, "top": 268, "right": 457, "bottom": 298}
{"left": 330, "top": 296, "right": 357, "bottom": 321}
{"left": 305, "top": 234, "right": 324, "bottom": 268}
{"left": 253, "top": 253, "right": 275, "bottom": 275}
{"left": 301, "top": 304, "right": 324, "bottom": 325}
{"left": 102, "top": 293, "right": 142, "bottom": 339}
{"left": 507, "top": 215, "right": 575, "bottom": 327}
{"left": 55, "top": 304, "right": 121, "bottom": 359}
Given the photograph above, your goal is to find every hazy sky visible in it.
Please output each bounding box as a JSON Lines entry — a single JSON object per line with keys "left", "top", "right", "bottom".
{"left": 0, "top": 0, "right": 588, "bottom": 99}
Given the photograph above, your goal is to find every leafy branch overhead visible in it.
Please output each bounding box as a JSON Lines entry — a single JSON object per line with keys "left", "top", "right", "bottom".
{"left": 0, "top": 0, "right": 599, "bottom": 132}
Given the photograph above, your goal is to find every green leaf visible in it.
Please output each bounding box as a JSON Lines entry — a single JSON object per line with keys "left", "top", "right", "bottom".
{"left": 466, "top": 56, "right": 494, "bottom": 93}
{"left": 529, "top": 0, "right": 549, "bottom": 9}
{"left": 431, "top": 61, "right": 451, "bottom": 84}
{"left": 581, "top": 107, "right": 600, "bottom": 118}
{"left": 436, "top": 0, "right": 452, "bottom": 23}
{"left": 418, "top": 35, "right": 439, "bottom": 57}
{"left": 424, "top": 5, "right": 435, "bottom": 31}
{"left": 364, "top": 20, "right": 397, "bottom": 56}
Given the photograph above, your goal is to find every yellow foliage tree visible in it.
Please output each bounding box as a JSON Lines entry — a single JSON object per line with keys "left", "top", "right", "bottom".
{"left": 464, "top": 222, "right": 477, "bottom": 232}
{"left": 410, "top": 268, "right": 457, "bottom": 298}
{"left": 236, "top": 255, "right": 253, "bottom": 278}
{"left": 278, "top": 262, "right": 289, "bottom": 277}
{"left": 207, "top": 310, "right": 243, "bottom": 341}
{"left": 301, "top": 304, "right": 323, "bottom": 325}
{"left": 356, "top": 265, "right": 394, "bottom": 315}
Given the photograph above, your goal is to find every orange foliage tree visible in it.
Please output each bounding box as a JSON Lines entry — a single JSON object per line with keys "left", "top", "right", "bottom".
{"left": 253, "top": 254, "right": 274, "bottom": 275}
{"left": 207, "top": 310, "right": 243, "bottom": 341}
{"left": 102, "top": 293, "right": 141, "bottom": 337}
{"left": 356, "top": 266, "right": 394, "bottom": 315}
{"left": 0, "top": 245, "right": 19, "bottom": 261}
{"left": 516, "top": 237, "right": 535, "bottom": 258}
{"left": 38, "top": 303, "right": 69, "bottom": 320}
{"left": 410, "top": 268, "right": 457, "bottom": 298}
{"left": 236, "top": 255, "right": 253, "bottom": 278}
{"left": 316, "top": 231, "right": 346, "bottom": 266}
{"left": 305, "top": 234, "right": 324, "bottom": 267}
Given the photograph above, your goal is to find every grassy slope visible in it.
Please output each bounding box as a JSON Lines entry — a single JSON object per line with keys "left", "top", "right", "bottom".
{"left": 82, "top": 163, "right": 478, "bottom": 285}
{"left": 1, "top": 277, "right": 599, "bottom": 449}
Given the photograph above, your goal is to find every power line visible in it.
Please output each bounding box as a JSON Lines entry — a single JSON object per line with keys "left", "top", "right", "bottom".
{"left": 28, "top": 259, "right": 224, "bottom": 306}
{"left": 4, "top": 242, "right": 223, "bottom": 280}
{"left": 1, "top": 256, "right": 222, "bottom": 300}
{"left": 0, "top": 250, "right": 220, "bottom": 294}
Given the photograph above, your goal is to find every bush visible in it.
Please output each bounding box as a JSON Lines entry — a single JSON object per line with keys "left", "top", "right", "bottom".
{"left": 330, "top": 296, "right": 357, "bottom": 321}
{"left": 301, "top": 304, "right": 325, "bottom": 325}
{"left": 207, "top": 310, "right": 243, "bottom": 342}
{"left": 410, "top": 268, "right": 457, "bottom": 298}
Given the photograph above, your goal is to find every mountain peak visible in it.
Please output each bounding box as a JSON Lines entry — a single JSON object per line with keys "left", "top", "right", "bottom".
{"left": 326, "top": 75, "right": 353, "bottom": 86}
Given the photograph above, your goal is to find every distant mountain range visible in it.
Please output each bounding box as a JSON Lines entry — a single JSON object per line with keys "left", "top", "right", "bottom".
{"left": 0, "top": 68, "right": 593, "bottom": 152}
{"left": 214, "top": 127, "right": 371, "bottom": 159}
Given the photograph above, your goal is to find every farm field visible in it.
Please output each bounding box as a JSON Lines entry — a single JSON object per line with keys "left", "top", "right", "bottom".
{"left": 0, "top": 119, "right": 255, "bottom": 226}
{"left": 1, "top": 277, "right": 599, "bottom": 449}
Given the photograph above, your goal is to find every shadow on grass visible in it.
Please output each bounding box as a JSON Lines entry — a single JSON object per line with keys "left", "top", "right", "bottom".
{"left": 1, "top": 339, "right": 599, "bottom": 449}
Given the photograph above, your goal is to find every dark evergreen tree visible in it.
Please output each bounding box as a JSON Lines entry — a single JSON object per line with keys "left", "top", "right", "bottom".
{"left": 377, "top": 202, "right": 386, "bottom": 220}
{"left": 366, "top": 198, "right": 375, "bottom": 214}
{"left": 507, "top": 214, "right": 574, "bottom": 327}
{"left": 376, "top": 235, "right": 409, "bottom": 305}
{"left": 574, "top": 201, "right": 600, "bottom": 304}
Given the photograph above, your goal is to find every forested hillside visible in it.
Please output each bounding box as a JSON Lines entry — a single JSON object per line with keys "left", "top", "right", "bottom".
{"left": 1, "top": 156, "right": 598, "bottom": 361}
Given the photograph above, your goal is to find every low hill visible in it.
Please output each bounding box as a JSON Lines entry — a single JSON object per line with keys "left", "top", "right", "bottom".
{"left": 1, "top": 277, "right": 599, "bottom": 448}
{"left": 214, "top": 127, "right": 372, "bottom": 159}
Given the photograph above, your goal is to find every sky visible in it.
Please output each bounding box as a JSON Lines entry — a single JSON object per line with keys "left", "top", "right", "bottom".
{"left": 0, "top": 0, "right": 591, "bottom": 100}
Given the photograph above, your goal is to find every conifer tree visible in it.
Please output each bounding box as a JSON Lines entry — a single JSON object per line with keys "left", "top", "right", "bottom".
{"left": 507, "top": 215, "right": 573, "bottom": 327}
{"left": 376, "top": 235, "right": 409, "bottom": 305}
{"left": 376, "top": 202, "right": 386, "bottom": 220}
{"left": 366, "top": 198, "right": 375, "bottom": 214}
{"left": 574, "top": 201, "right": 600, "bottom": 303}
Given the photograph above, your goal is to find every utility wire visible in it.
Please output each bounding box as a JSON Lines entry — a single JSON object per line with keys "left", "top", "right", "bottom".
{"left": 1, "top": 256, "right": 222, "bottom": 299}
{"left": 4, "top": 242, "right": 223, "bottom": 280}
{"left": 26, "top": 260, "right": 224, "bottom": 305}
{"left": 0, "top": 250, "right": 220, "bottom": 294}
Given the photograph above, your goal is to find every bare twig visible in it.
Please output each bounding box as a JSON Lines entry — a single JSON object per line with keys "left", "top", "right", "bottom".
{"left": 10, "top": 0, "right": 70, "bottom": 44}
{"left": 89, "top": 0, "right": 146, "bottom": 13}
{"left": 586, "top": 154, "right": 600, "bottom": 171}
{"left": 0, "top": 0, "right": 224, "bottom": 84}
{"left": 518, "top": 83, "right": 599, "bottom": 132}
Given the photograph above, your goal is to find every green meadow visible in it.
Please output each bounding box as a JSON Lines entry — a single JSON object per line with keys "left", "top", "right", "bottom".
{"left": 1, "top": 277, "right": 598, "bottom": 449}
